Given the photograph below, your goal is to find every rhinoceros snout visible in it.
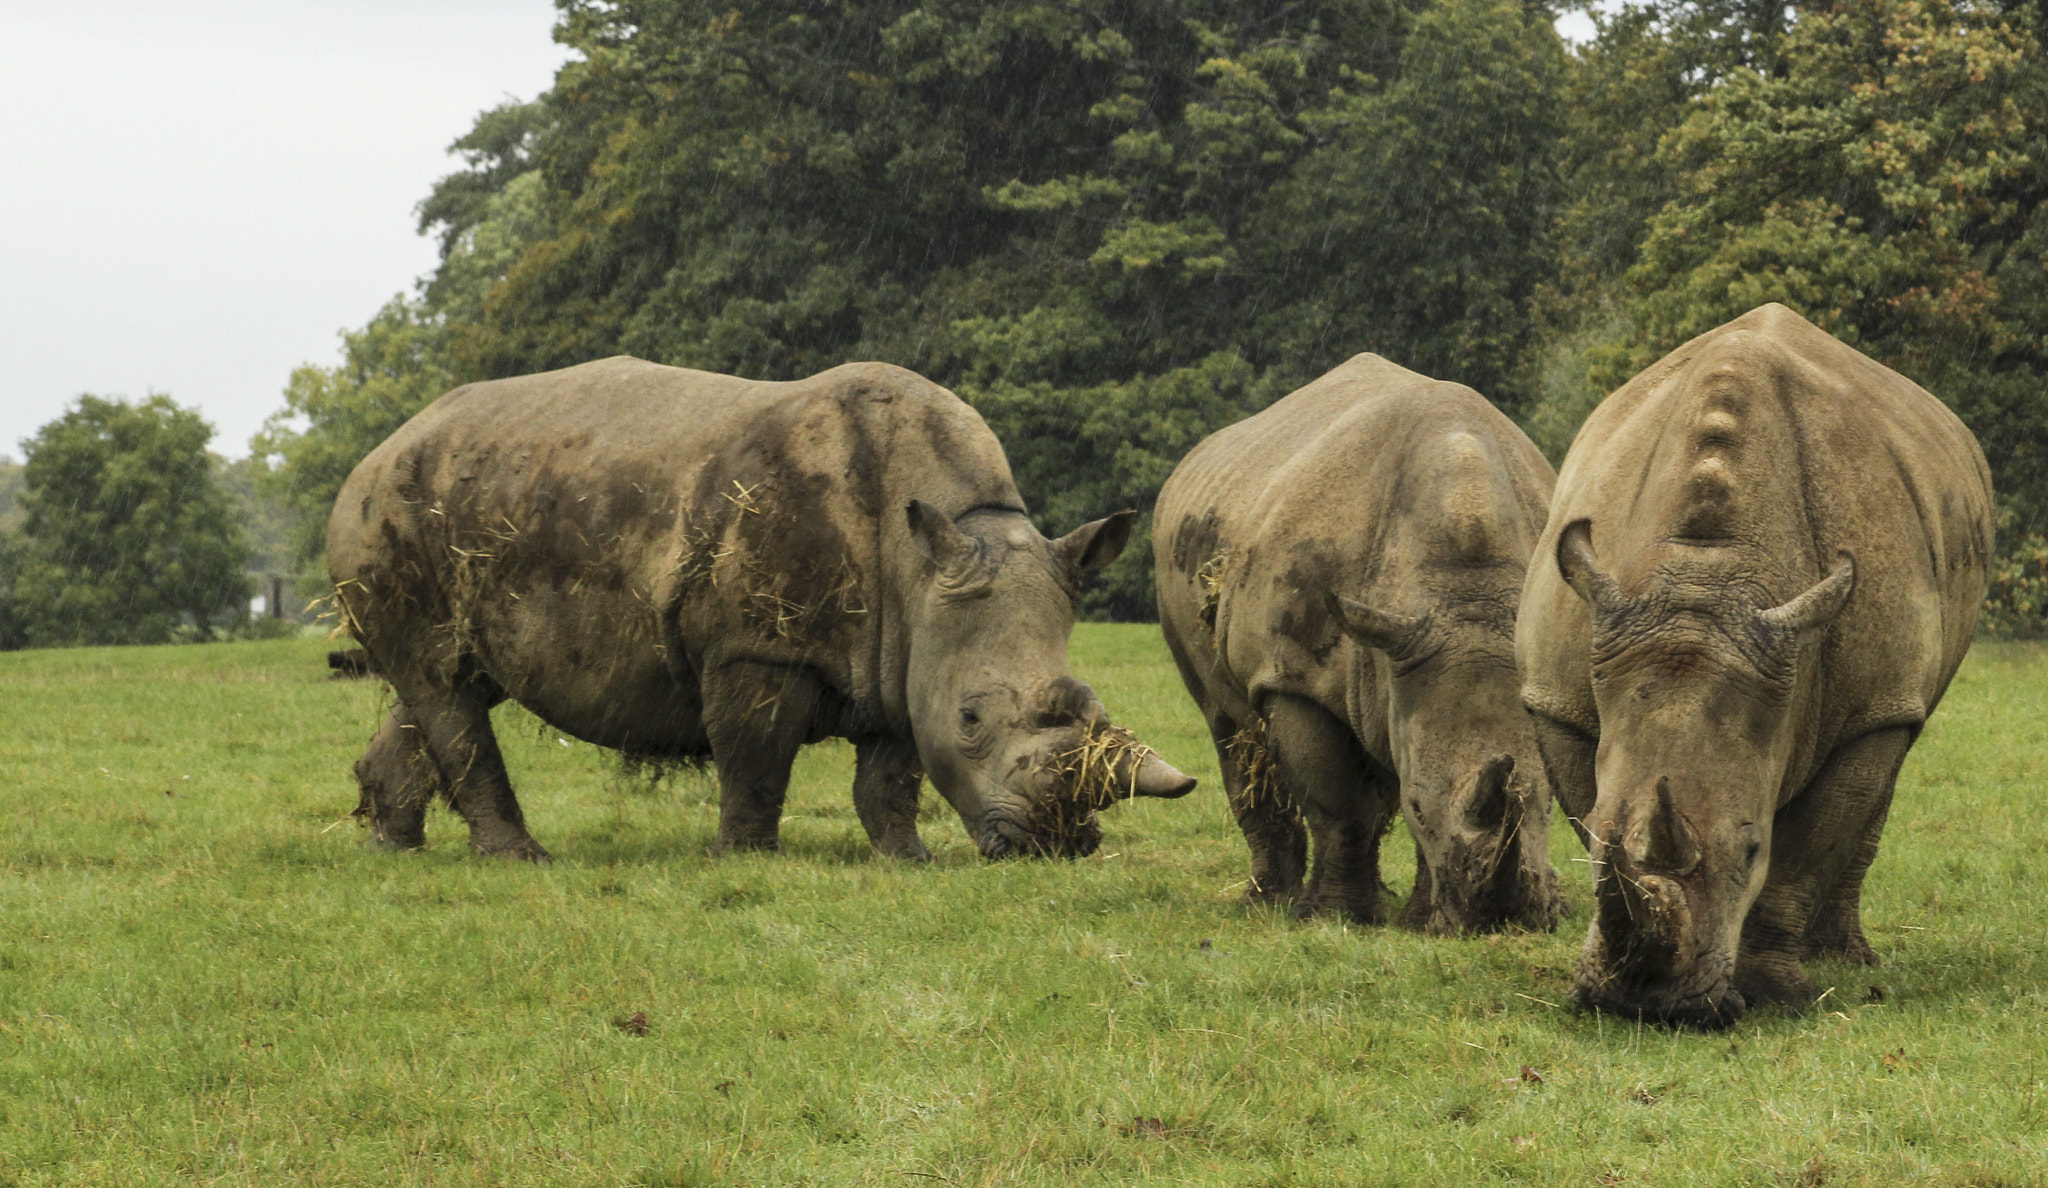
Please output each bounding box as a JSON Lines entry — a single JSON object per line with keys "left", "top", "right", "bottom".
{"left": 980, "top": 808, "right": 1102, "bottom": 860}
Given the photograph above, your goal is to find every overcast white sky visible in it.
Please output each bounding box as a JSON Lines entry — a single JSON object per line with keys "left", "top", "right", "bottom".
{"left": 0, "top": 0, "right": 571, "bottom": 461}
{"left": 1, "top": 3, "right": 1600, "bottom": 464}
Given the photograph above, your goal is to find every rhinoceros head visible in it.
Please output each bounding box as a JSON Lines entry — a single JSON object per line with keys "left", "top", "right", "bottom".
{"left": 1556, "top": 519, "right": 1854, "bottom": 1027}
{"left": 903, "top": 501, "right": 1196, "bottom": 858}
{"left": 1328, "top": 592, "right": 1564, "bottom": 934}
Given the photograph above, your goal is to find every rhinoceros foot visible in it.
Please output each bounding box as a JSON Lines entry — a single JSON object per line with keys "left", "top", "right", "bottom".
{"left": 1733, "top": 954, "right": 1823, "bottom": 1017}
{"left": 472, "top": 836, "right": 553, "bottom": 864}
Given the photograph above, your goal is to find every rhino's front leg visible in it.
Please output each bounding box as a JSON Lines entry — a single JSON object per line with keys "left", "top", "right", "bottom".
{"left": 1266, "top": 694, "right": 1392, "bottom": 924}
{"left": 409, "top": 691, "right": 550, "bottom": 862}
{"left": 353, "top": 703, "right": 433, "bottom": 850}
{"left": 1211, "top": 712, "right": 1306, "bottom": 904}
{"left": 704, "top": 661, "right": 825, "bottom": 852}
{"left": 1739, "top": 727, "right": 1913, "bottom": 1009}
{"left": 854, "top": 736, "right": 930, "bottom": 861}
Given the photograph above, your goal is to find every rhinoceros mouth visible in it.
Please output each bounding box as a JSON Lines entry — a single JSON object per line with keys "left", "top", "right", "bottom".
{"left": 980, "top": 805, "right": 1103, "bottom": 860}
{"left": 1573, "top": 955, "right": 1745, "bottom": 1029}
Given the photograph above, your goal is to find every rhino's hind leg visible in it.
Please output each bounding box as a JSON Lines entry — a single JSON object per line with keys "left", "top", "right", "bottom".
{"left": 1265, "top": 695, "right": 1391, "bottom": 925}
{"left": 854, "top": 736, "right": 930, "bottom": 861}
{"left": 1739, "top": 727, "right": 1913, "bottom": 1008}
{"left": 704, "top": 662, "right": 825, "bottom": 852}
{"left": 409, "top": 691, "right": 551, "bottom": 862}
{"left": 1211, "top": 713, "right": 1306, "bottom": 905}
{"left": 353, "top": 704, "right": 433, "bottom": 850}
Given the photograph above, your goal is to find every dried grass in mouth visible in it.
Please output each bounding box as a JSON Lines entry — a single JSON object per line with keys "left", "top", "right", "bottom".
{"left": 1055, "top": 722, "right": 1159, "bottom": 811}
{"left": 1223, "top": 718, "right": 1284, "bottom": 813}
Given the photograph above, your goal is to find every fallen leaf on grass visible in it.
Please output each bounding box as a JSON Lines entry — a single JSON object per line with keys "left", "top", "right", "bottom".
{"left": 613, "top": 1011, "right": 649, "bottom": 1036}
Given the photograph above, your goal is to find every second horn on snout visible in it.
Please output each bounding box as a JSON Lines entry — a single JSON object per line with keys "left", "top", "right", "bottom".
{"left": 1462, "top": 753, "right": 1517, "bottom": 831}
{"left": 1624, "top": 776, "right": 1702, "bottom": 877}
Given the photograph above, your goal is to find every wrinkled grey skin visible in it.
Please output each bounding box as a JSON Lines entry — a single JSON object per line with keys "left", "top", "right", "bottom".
{"left": 1517, "top": 304, "right": 1992, "bottom": 1027}
{"left": 1155, "top": 354, "right": 1566, "bottom": 932}
{"left": 329, "top": 358, "right": 1194, "bottom": 863}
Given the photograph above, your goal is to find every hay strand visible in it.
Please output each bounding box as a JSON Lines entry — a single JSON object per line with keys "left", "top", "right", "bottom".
{"left": 1055, "top": 722, "right": 1160, "bottom": 810}
{"left": 1223, "top": 719, "right": 1284, "bottom": 813}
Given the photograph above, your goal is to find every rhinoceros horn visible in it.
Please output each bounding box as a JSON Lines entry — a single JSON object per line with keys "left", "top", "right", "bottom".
{"left": 1595, "top": 787, "right": 1698, "bottom": 978}
{"left": 1461, "top": 753, "right": 1518, "bottom": 832}
{"left": 1122, "top": 749, "right": 1197, "bottom": 799}
{"left": 1626, "top": 776, "right": 1702, "bottom": 877}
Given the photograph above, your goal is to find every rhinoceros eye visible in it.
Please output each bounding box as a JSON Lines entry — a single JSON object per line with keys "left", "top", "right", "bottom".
{"left": 961, "top": 707, "right": 981, "bottom": 728}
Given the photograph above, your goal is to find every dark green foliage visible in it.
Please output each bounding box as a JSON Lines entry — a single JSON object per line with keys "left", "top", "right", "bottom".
{"left": 254, "top": 297, "right": 453, "bottom": 564}
{"left": 264, "top": 0, "right": 2048, "bottom": 626}
{"left": 416, "top": 0, "right": 1570, "bottom": 615}
{"left": 1516, "top": 0, "right": 2048, "bottom": 632}
{"left": 3, "top": 395, "right": 251, "bottom": 648}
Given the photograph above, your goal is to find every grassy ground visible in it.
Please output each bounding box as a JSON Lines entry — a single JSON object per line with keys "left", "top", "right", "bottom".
{"left": 0, "top": 626, "right": 2044, "bottom": 1186}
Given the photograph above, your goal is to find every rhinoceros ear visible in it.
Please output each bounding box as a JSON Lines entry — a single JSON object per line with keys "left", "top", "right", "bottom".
{"left": 906, "top": 500, "right": 981, "bottom": 576}
{"left": 1324, "top": 590, "right": 1428, "bottom": 654}
{"left": 1055, "top": 510, "right": 1136, "bottom": 576}
{"left": 1556, "top": 519, "right": 1622, "bottom": 613}
{"left": 1759, "top": 550, "right": 1855, "bottom": 638}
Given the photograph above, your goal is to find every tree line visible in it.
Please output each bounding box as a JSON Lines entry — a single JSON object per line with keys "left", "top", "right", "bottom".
{"left": 7, "top": 0, "right": 2046, "bottom": 645}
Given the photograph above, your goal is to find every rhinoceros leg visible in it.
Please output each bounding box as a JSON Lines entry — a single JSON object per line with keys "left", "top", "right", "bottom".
{"left": 1211, "top": 712, "right": 1307, "bottom": 905}
{"left": 853, "top": 736, "right": 930, "bottom": 861}
{"left": 1265, "top": 694, "right": 1393, "bottom": 924}
{"left": 703, "top": 661, "right": 825, "bottom": 852}
{"left": 353, "top": 704, "right": 432, "bottom": 850}
{"left": 1800, "top": 726, "right": 1913, "bottom": 965}
{"left": 1738, "top": 726, "right": 1913, "bottom": 1008}
{"left": 407, "top": 691, "right": 551, "bottom": 862}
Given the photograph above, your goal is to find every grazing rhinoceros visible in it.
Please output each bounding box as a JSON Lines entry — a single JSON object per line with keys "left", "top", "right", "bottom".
{"left": 1155, "top": 354, "right": 1566, "bottom": 932}
{"left": 328, "top": 357, "right": 1195, "bottom": 862}
{"left": 1516, "top": 303, "right": 1993, "bottom": 1026}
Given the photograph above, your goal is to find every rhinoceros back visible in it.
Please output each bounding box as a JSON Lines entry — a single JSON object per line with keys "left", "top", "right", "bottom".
{"left": 1519, "top": 303, "right": 1994, "bottom": 753}
{"left": 329, "top": 357, "right": 1023, "bottom": 751}
{"left": 1156, "top": 353, "right": 1552, "bottom": 717}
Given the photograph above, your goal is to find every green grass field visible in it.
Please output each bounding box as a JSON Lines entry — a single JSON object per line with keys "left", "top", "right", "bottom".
{"left": 1, "top": 626, "right": 2044, "bottom": 1186}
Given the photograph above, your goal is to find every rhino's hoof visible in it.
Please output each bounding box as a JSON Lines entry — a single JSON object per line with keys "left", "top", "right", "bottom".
{"left": 475, "top": 838, "right": 552, "bottom": 864}
{"left": 875, "top": 838, "right": 932, "bottom": 862}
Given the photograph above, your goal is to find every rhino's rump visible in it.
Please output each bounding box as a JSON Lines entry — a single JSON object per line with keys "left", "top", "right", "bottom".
{"left": 329, "top": 357, "right": 1021, "bottom": 753}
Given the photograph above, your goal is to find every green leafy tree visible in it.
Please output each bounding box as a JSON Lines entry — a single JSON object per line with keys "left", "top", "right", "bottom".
{"left": 5, "top": 395, "right": 250, "bottom": 648}
{"left": 1529, "top": 0, "right": 2048, "bottom": 629}
{"left": 254, "top": 296, "right": 453, "bottom": 563}
{"left": 412, "top": 0, "right": 1568, "bottom": 615}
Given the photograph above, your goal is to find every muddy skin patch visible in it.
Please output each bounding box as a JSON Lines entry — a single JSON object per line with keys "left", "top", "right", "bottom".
{"left": 1171, "top": 509, "right": 1224, "bottom": 579}
{"left": 1196, "top": 547, "right": 1234, "bottom": 630}
{"left": 1275, "top": 547, "right": 1347, "bottom": 665}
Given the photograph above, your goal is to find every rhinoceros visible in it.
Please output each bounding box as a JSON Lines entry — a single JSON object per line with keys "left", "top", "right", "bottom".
{"left": 327, "top": 357, "right": 1195, "bottom": 862}
{"left": 1516, "top": 304, "right": 1993, "bottom": 1026}
{"left": 1155, "top": 354, "right": 1566, "bottom": 932}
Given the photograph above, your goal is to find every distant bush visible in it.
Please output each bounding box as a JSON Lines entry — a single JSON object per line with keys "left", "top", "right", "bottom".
{"left": 1982, "top": 533, "right": 2048, "bottom": 639}
{"left": 3, "top": 395, "right": 251, "bottom": 649}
